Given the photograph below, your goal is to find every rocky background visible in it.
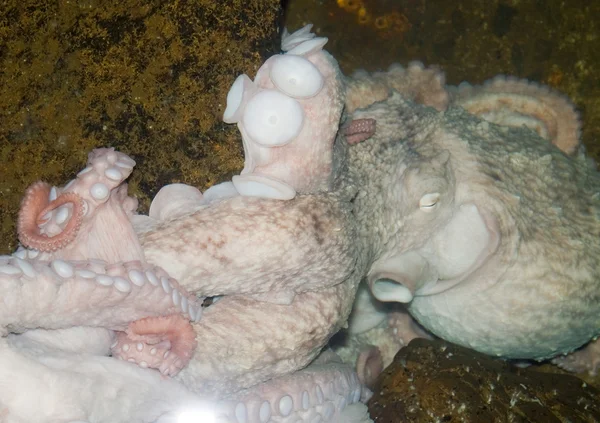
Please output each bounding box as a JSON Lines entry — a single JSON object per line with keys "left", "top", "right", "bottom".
{"left": 369, "top": 339, "right": 600, "bottom": 422}
{"left": 0, "top": 0, "right": 281, "bottom": 253}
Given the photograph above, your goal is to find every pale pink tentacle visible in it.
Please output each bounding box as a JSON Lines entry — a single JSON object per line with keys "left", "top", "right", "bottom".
{"left": 0, "top": 258, "right": 201, "bottom": 334}
{"left": 17, "top": 181, "right": 84, "bottom": 252}
{"left": 0, "top": 253, "right": 200, "bottom": 375}
{"left": 111, "top": 314, "right": 198, "bottom": 377}
{"left": 552, "top": 337, "right": 600, "bottom": 376}
{"left": 452, "top": 76, "right": 581, "bottom": 154}
{"left": 346, "top": 61, "right": 450, "bottom": 113}
{"left": 15, "top": 148, "right": 201, "bottom": 377}
{"left": 217, "top": 348, "right": 371, "bottom": 422}
{"left": 355, "top": 345, "right": 383, "bottom": 388}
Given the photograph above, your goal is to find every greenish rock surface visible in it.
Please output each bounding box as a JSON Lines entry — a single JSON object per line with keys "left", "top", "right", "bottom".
{"left": 0, "top": 0, "right": 282, "bottom": 253}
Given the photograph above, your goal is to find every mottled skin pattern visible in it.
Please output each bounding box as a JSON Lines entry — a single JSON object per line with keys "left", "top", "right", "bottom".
{"left": 338, "top": 75, "right": 600, "bottom": 380}
{"left": 2, "top": 24, "right": 599, "bottom": 422}
{"left": 140, "top": 195, "right": 358, "bottom": 299}
{"left": 1, "top": 152, "right": 371, "bottom": 423}
{"left": 139, "top": 193, "right": 366, "bottom": 394}
{"left": 0, "top": 26, "right": 373, "bottom": 423}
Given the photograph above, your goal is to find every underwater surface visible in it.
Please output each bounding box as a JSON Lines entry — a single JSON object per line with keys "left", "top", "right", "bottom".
{"left": 285, "top": 0, "right": 599, "bottom": 156}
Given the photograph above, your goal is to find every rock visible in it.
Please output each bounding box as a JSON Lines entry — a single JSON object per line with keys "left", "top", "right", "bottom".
{"left": 0, "top": 0, "right": 282, "bottom": 253}
{"left": 368, "top": 338, "right": 600, "bottom": 422}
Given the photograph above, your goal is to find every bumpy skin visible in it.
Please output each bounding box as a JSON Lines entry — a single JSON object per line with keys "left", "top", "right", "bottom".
{"left": 3, "top": 25, "right": 599, "bottom": 423}
{"left": 139, "top": 192, "right": 365, "bottom": 394}
{"left": 11, "top": 148, "right": 201, "bottom": 376}
{"left": 1, "top": 26, "right": 373, "bottom": 423}
{"left": 340, "top": 73, "right": 600, "bottom": 378}
{"left": 1, "top": 148, "right": 371, "bottom": 423}
{"left": 345, "top": 61, "right": 449, "bottom": 114}
{"left": 1, "top": 148, "right": 209, "bottom": 422}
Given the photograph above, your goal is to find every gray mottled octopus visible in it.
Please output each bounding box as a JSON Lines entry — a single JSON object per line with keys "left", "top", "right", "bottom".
{"left": 1, "top": 25, "right": 599, "bottom": 423}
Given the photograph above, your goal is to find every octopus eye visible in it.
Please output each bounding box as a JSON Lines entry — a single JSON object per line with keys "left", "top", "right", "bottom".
{"left": 242, "top": 90, "right": 304, "bottom": 147}
{"left": 419, "top": 192, "right": 440, "bottom": 212}
{"left": 270, "top": 55, "right": 324, "bottom": 99}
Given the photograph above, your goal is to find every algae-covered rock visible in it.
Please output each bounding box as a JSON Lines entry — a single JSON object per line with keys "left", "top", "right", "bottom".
{"left": 368, "top": 338, "right": 600, "bottom": 422}
{"left": 0, "top": 0, "right": 282, "bottom": 253}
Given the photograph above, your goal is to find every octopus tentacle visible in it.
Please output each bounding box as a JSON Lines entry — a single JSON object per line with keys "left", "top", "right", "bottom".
{"left": 112, "top": 314, "right": 198, "bottom": 377}
{"left": 141, "top": 193, "right": 358, "bottom": 298}
{"left": 355, "top": 346, "right": 383, "bottom": 388}
{"left": 218, "top": 350, "right": 371, "bottom": 423}
{"left": 336, "top": 307, "right": 433, "bottom": 388}
{"left": 17, "top": 182, "right": 85, "bottom": 252}
{"left": 0, "top": 256, "right": 200, "bottom": 335}
{"left": 552, "top": 337, "right": 600, "bottom": 376}
{"left": 18, "top": 147, "right": 143, "bottom": 263}
{"left": 176, "top": 282, "right": 359, "bottom": 396}
{"left": 346, "top": 61, "right": 449, "bottom": 113}
{"left": 11, "top": 148, "right": 201, "bottom": 378}
{"left": 451, "top": 75, "right": 582, "bottom": 154}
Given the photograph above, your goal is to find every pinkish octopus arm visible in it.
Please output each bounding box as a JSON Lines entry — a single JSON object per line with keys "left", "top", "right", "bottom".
{"left": 0, "top": 247, "right": 366, "bottom": 422}
{"left": 17, "top": 147, "right": 144, "bottom": 263}
{"left": 176, "top": 281, "right": 359, "bottom": 395}
{"left": 11, "top": 148, "right": 200, "bottom": 375}
{"left": 223, "top": 29, "right": 345, "bottom": 199}
{"left": 0, "top": 253, "right": 200, "bottom": 373}
{"left": 451, "top": 75, "right": 581, "bottom": 154}
{"left": 140, "top": 193, "right": 360, "bottom": 301}
{"left": 345, "top": 61, "right": 449, "bottom": 114}
{"left": 552, "top": 337, "right": 600, "bottom": 376}
{"left": 220, "top": 348, "right": 372, "bottom": 422}
{"left": 112, "top": 314, "right": 198, "bottom": 377}
{"left": 17, "top": 182, "right": 85, "bottom": 252}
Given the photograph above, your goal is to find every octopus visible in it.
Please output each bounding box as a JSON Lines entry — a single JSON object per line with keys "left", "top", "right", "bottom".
{"left": 337, "top": 61, "right": 599, "bottom": 382}
{"left": 1, "top": 24, "right": 599, "bottom": 423}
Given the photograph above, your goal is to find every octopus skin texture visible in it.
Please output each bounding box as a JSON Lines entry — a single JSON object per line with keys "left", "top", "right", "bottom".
{"left": 0, "top": 25, "right": 373, "bottom": 423}
{"left": 1, "top": 148, "right": 371, "bottom": 423}
{"left": 1, "top": 148, "right": 211, "bottom": 422}
{"left": 336, "top": 63, "right": 600, "bottom": 383}
{"left": 2, "top": 23, "right": 599, "bottom": 423}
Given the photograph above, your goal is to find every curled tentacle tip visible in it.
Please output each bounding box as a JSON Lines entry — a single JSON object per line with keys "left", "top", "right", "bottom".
{"left": 356, "top": 346, "right": 384, "bottom": 388}
{"left": 17, "top": 182, "right": 85, "bottom": 252}
{"left": 114, "top": 314, "right": 198, "bottom": 376}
